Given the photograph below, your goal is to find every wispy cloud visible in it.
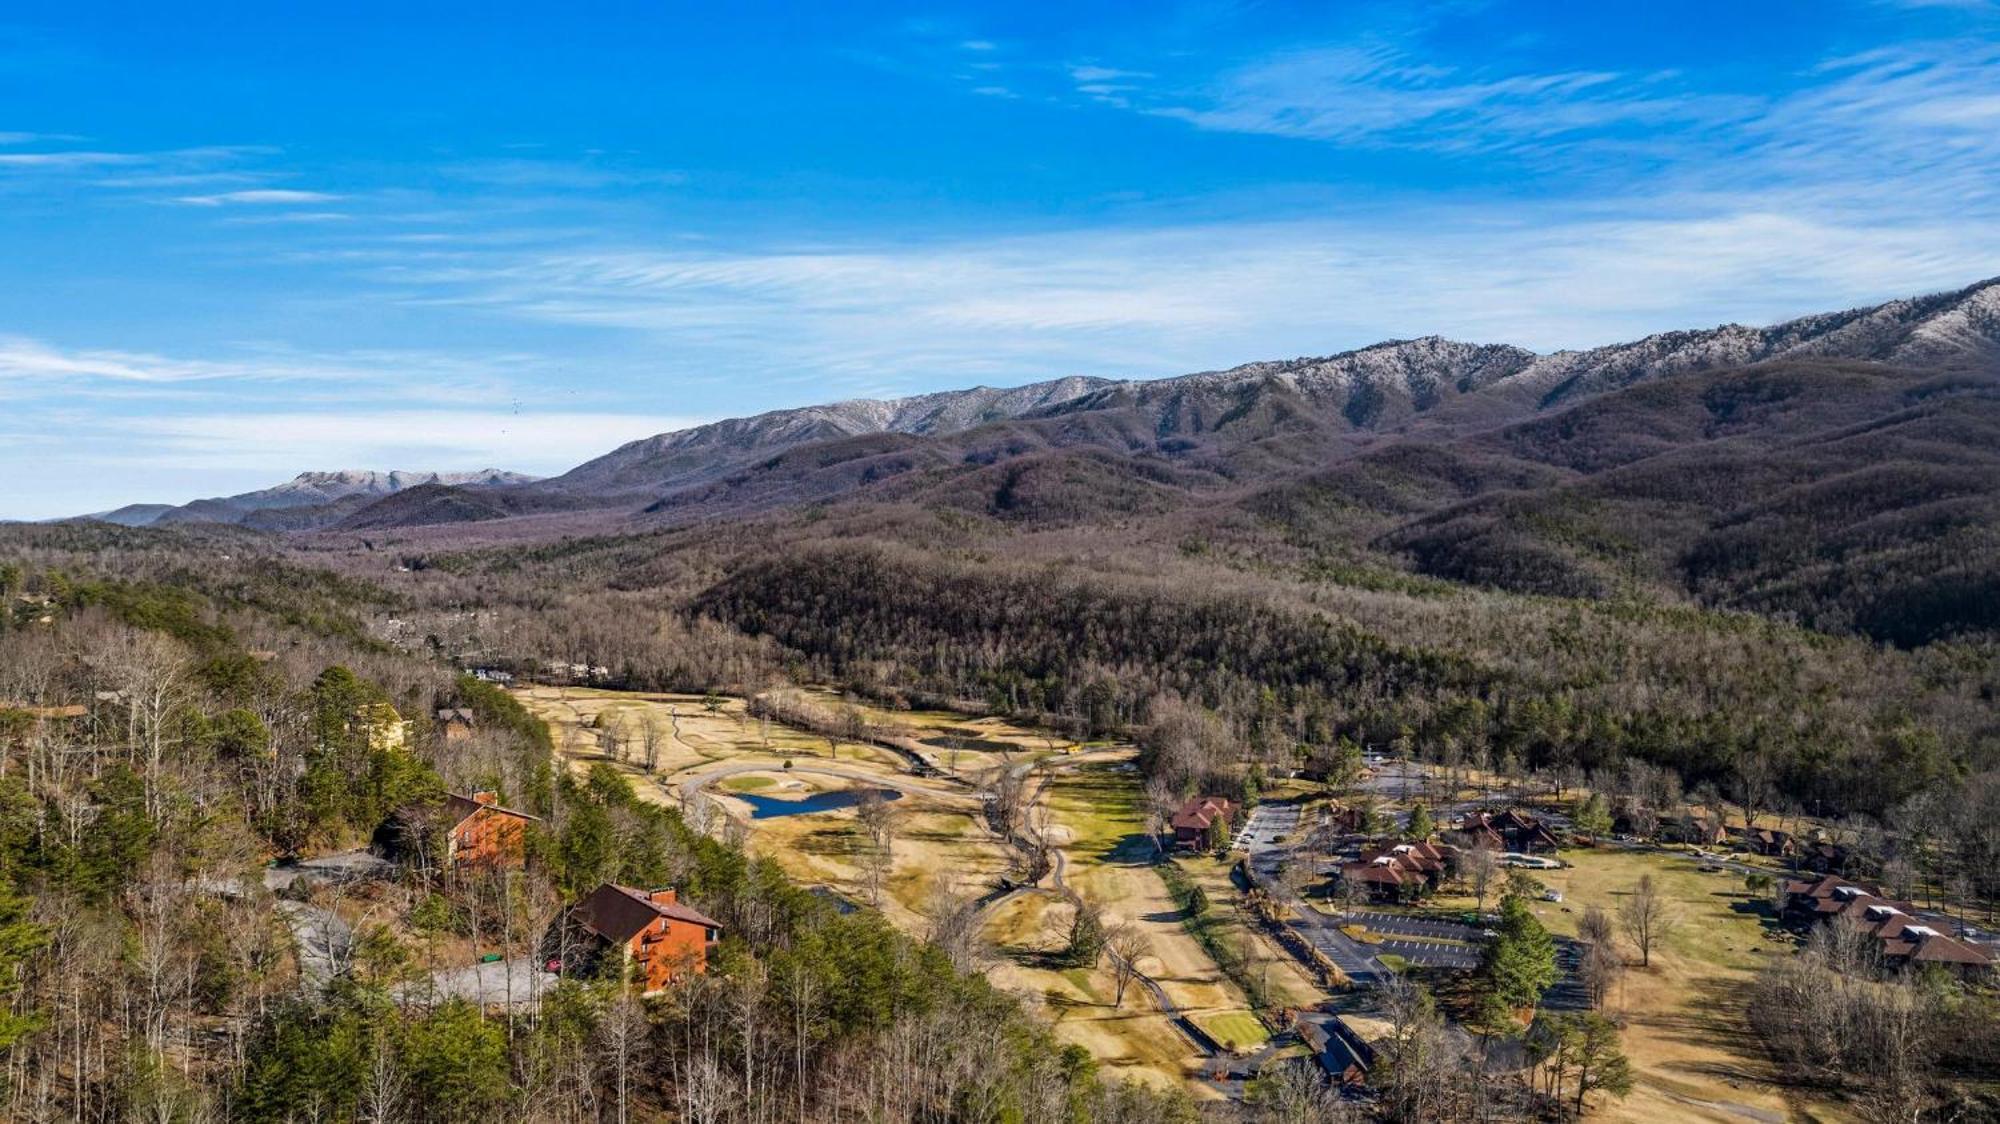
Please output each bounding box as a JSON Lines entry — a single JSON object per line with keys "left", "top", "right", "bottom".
{"left": 219, "top": 210, "right": 352, "bottom": 225}
{"left": 173, "top": 188, "right": 343, "bottom": 206}
{"left": 0, "top": 149, "right": 148, "bottom": 168}
{"left": 1142, "top": 44, "right": 1747, "bottom": 153}
{"left": 0, "top": 144, "right": 279, "bottom": 188}
{"left": 0, "top": 335, "right": 530, "bottom": 395}
{"left": 0, "top": 406, "right": 713, "bottom": 518}
{"left": 1069, "top": 64, "right": 1151, "bottom": 83}
{"left": 0, "top": 332, "right": 649, "bottom": 515}
{"left": 355, "top": 193, "right": 2000, "bottom": 396}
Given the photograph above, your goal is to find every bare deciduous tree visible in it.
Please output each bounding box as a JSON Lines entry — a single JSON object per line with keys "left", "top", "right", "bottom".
{"left": 1461, "top": 841, "right": 1500, "bottom": 914}
{"left": 1618, "top": 875, "right": 1676, "bottom": 968}
{"left": 1106, "top": 922, "right": 1150, "bottom": 1010}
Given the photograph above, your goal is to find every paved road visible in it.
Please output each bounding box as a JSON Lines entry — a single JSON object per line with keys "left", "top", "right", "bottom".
{"left": 1286, "top": 906, "right": 1391, "bottom": 984}
{"left": 1541, "top": 941, "right": 1588, "bottom": 1011}
{"left": 1239, "top": 807, "right": 1392, "bottom": 986}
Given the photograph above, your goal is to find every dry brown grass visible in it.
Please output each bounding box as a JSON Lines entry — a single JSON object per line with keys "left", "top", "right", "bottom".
{"left": 518, "top": 686, "right": 1321, "bottom": 1099}
{"left": 1525, "top": 848, "right": 1850, "bottom": 1124}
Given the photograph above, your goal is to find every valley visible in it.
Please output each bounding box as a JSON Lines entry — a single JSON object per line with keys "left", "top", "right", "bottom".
{"left": 515, "top": 684, "right": 1317, "bottom": 1095}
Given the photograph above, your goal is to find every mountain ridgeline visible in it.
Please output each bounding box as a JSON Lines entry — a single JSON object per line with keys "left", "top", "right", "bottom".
{"left": 91, "top": 469, "right": 539, "bottom": 530}
{"left": 79, "top": 278, "right": 2000, "bottom": 652}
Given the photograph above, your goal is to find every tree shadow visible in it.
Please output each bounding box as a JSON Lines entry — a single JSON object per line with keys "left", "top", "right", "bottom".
{"left": 1101, "top": 832, "right": 1158, "bottom": 864}
{"left": 1726, "top": 898, "right": 1795, "bottom": 942}
{"left": 1635, "top": 976, "right": 1818, "bottom": 1093}
{"left": 793, "top": 826, "right": 858, "bottom": 857}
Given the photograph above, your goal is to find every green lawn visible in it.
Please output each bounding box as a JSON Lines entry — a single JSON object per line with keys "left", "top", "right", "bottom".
{"left": 1198, "top": 1011, "right": 1270, "bottom": 1053}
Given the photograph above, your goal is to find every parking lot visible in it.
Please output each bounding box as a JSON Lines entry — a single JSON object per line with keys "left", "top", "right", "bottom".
{"left": 1235, "top": 802, "right": 1299, "bottom": 853}
{"left": 1372, "top": 937, "right": 1482, "bottom": 970}
{"left": 1345, "top": 911, "right": 1486, "bottom": 942}
{"left": 1540, "top": 940, "right": 1588, "bottom": 1010}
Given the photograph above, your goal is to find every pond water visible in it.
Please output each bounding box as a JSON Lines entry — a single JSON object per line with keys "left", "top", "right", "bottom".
{"left": 735, "top": 786, "right": 904, "bottom": 820}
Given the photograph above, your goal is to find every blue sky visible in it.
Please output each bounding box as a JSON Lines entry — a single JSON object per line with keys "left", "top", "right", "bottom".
{"left": 3, "top": 0, "right": 1998, "bottom": 518}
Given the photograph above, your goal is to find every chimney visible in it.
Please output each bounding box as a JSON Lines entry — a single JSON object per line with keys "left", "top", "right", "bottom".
{"left": 472, "top": 791, "right": 498, "bottom": 806}
{"left": 649, "top": 888, "right": 678, "bottom": 906}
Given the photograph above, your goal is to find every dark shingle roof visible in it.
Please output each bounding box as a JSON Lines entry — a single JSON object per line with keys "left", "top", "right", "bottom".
{"left": 575, "top": 883, "right": 722, "bottom": 944}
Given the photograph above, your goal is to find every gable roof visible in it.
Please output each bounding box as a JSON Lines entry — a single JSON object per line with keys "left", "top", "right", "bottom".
{"left": 1297, "top": 1016, "right": 1374, "bottom": 1079}
{"left": 1784, "top": 876, "right": 1991, "bottom": 968}
{"left": 1172, "top": 795, "right": 1234, "bottom": 832}
{"left": 574, "top": 883, "right": 723, "bottom": 944}
{"left": 443, "top": 791, "right": 541, "bottom": 828}
{"left": 1455, "top": 808, "right": 1558, "bottom": 844}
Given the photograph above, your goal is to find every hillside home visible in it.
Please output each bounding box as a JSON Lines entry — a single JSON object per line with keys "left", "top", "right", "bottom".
{"left": 441, "top": 791, "right": 538, "bottom": 869}
{"left": 435, "top": 707, "right": 476, "bottom": 743}
{"left": 551, "top": 883, "right": 723, "bottom": 993}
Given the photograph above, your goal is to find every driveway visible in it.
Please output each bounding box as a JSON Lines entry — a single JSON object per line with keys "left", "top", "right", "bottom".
{"left": 1239, "top": 809, "right": 1394, "bottom": 986}
{"left": 264, "top": 849, "right": 395, "bottom": 892}
{"left": 263, "top": 852, "right": 388, "bottom": 990}
{"left": 411, "top": 956, "right": 559, "bottom": 1010}
{"left": 274, "top": 900, "right": 352, "bottom": 988}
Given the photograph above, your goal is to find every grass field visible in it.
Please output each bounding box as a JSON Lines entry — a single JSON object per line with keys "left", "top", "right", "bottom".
{"left": 1522, "top": 847, "right": 1842, "bottom": 1124}
{"left": 1196, "top": 1011, "right": 1270, "bottom": 1054}
{"left": 976, "top": 758, "right": 1342, "bottom": 1094}
{"left": 516, "top": 686, "right": 1334, "bottom": 1098}
{"left": 514, "top": 686, "right": 1015, "bottom": 933}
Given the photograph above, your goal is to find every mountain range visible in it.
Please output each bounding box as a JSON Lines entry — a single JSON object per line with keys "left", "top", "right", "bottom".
{"left": 72, "top": 277, "right": 2000, "bottom": 646}
{"left": 87, "top": 469, "right": 539, "bottom": 530}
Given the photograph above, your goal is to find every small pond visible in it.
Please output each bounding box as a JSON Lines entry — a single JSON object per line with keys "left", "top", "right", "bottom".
{"left": 735, "top": 786, "right": 904, "bottom": 820}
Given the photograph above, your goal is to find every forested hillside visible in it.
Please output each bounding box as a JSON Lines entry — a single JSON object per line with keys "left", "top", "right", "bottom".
{"left": 0, "top": 528, "right": 1189, "bottom": 1122}
{"left": 17, "top": 279, "right": 2000, "bottom": 1120}
{"left": 691, "top": 541, "right": 1994, "bottom": 821}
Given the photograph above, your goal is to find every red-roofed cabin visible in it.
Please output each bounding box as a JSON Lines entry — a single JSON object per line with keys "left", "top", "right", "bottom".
{"left": 1172, "top": 796, "right": 1236, "bottom": 850}
{"left": 443, "top": 791, "right": 539, "bottom": 869}
{"left": 1340, "top": 839, "right": 1455, "bottom": 902}
{"left": 557, "top": 883, "right": 723, "bottom": 994}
